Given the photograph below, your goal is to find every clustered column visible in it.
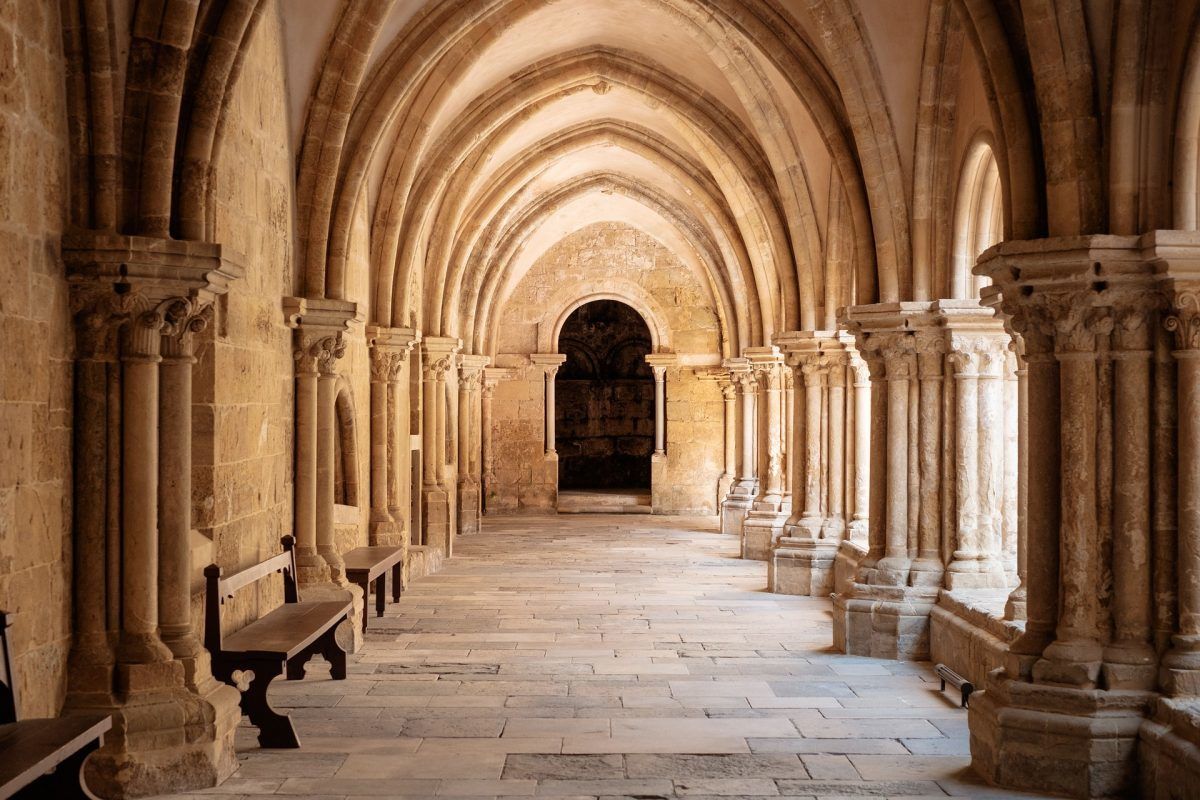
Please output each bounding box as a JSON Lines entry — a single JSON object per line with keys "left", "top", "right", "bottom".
{"left": 720, "top": 359, "right": 757, "bottom": 536}
{"left": 420, "top": 337, "right": 461, "bottom": 556}
{"left": 768, "top": 331, "right": 862, "bottom": 597}
{"left": 367, "top": 326, "right": 419, "bottom": 548}
{"left": 830, "top": 302, "right": 1018, "bottom": 660}
{"left": 963, "top": 237, "right": 1200, "bottom": 799}
{"left": 457, "top": 355, "right": 490, "bottom": 535}
{"left": 742, "top": 348, "right": 789, "bottom": 560}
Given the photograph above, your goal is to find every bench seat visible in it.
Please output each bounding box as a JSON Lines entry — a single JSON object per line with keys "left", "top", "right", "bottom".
{"left": 0, "top": 716, "right": 112, "bottom": 798}
{"left": 222, "top": 600, "right": 352, "bottom": 659}
{"left": 343, "top": 546, "right": 404, "bottom": 633}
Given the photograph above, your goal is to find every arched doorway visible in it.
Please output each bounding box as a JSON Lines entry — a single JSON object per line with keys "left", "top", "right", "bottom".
{"left": 555, "top": 300, "right": 655, "bottom": 507}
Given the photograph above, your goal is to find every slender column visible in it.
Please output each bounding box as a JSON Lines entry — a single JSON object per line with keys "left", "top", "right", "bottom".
{"left": 911, "top": 334, "right": 943, "bottom": 584}
{"left": 652, "top": 365, "right": 667, "bottom": 455}
{"left": 849, "top": 355, "right": 871, "bottom": 544}
{"left": 946, "top": 343, "right": 981, "bottom": 579}
{"left": 458, "top": 371, "right": 472, "bottom": 469}
{"left": 1034, "top": 305, "right": 1108, "bottom": 686}
{"left": 369, "top": 349, "right": 401, "bottom": 544}
{"left": 423, "top": 359, "right": 440, "bottom": 486}
{"left": 977, "top": 342, "right": 1009, "bottom": 581}
{"left": 435, "top": 367, "right": 449, "bottom": 486}
{"left": 876, "top": 336, "right": 913, "bottom": 584}
{"left": 823, "top": 358, "right": 846, "bottom": 539}
{"left": 119, "top": 310, "right": 172, "bottom": 664}
{"left": 1163, "top": 291, "right": 1200, "bottom": 693}
{"left": 158, "top": 305, "right": 208, "bottom": 666}
{"left": 799, "top": 357, "right": 824, "bottom": 533}
{"left": 722, "top": 382, "right": 737, "bottom": 482}
{"left": 758, "top": 362, "right": 784, "bottom": 503}
{"left": 860, "top": 349, "right": 888, "bottom": 573}
{"left": 481, "top": 371, "right": 501, "bottom": 495}
{"left": 1002, "top": 346, "right": 1020, "bottom": 581}
{"left": 739, "top": 370, "right": 758, "bottom": 484}
{"left": 784, "top": 369, "right": 795, "bottom": 504}
{"left": 317, "top": 349, "right": 345, "bottom": 582}
{"left": 1005, "top": 338, "right": 1030, "bottom": 620}
{"left": 544, "top": 364, "right": 560, "bottom": 456}
{"left": 68, "top": 311, "right": 118, "bottom": 680}
{"left": 1102, "top": 303, "right": 1156, "bottom": 687}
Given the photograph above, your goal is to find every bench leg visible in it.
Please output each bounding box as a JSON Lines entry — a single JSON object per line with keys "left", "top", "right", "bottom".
{"left": 376, "top": 574, "right": 386, "bottom": 619}
{"left": 243, "top": 659, "right": 300, "bottom": 748}
{"left": 392, "top": 562, "right": 402, "bottom": 602}
{"left": 319, "top": 621, "right": 348, "bottom": 680}
{"left": 16, "top": 738, "right": 102, "bottom": 799}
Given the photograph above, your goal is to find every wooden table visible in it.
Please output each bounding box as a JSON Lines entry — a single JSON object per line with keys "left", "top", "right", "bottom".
{"left": 342, "top": 546, "right": 405, "bottom": 633}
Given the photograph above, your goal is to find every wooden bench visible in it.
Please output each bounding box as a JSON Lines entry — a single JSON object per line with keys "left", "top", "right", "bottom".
{"left": 205, "top": 536, "right": 351, "bottom": 748}
{"left": 343, "top": 546, "right": 404, "bottom": 634}
{"left": 0, "top": 611, "right": 111, "bottom": 799}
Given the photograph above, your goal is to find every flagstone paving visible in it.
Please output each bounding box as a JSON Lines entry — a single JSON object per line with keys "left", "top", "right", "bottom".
{"left": 171, "top": 515, "right": 1052, "bottom": 799}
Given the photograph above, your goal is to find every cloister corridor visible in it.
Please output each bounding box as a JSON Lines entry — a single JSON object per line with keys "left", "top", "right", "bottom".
{"left": 168, "top": 517, "right": 1044, "bottom": 800}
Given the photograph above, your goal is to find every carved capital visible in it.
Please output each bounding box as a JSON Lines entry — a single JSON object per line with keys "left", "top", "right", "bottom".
{"left": 424, "top": 355, "right": 454, "bottom": 382}
{"left": 1166, "top": 290, "right": 1200, "bottom": 351}
{"left": 295, "top": 331, "right": 346, "bottom": 376}
{"left": 913, "top": 332, "right": 944, "bottom": 380}
{"left": 370, "top": 349, "right": 406, "bottom": 383}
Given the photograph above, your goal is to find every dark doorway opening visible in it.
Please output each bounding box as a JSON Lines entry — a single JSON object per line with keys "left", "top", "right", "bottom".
{"left": 555, "top": 300, "right": 654, "bottom": 491}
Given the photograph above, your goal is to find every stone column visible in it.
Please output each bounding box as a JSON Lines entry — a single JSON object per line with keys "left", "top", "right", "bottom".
{"left": 877, "top": 333, "right": 914, "bottom": 586}
{"left": 652, "top": 365, "right": 667, "bottom": 455}
{"left": 63, "top": 234, "right": 243, "bottom": 798}
{"left": 157, "top": 303, "right": 209, "bottom": 674}
{"left": 119, "top": 307, "right": 173, "bottom": 666}
{"left": 1005, "top": 335, "right": 1030, "bottom": 621}
{"left": 848, "top": 352, "right": 871, "bottom": 544}
{"left": 720, "top": 359, "right": 757, "bottom": 536}
{"left": 481, "top": 368, "right": 507, "bottom": 514}
{"left": 421, "top": 337, "right": 460, "bottom": 556}
{"left": 316, "top": 341, "right": 345, "bottom": 583}
{"left": 366, "top": 326, "right": 419, "bottom": 548}
{"left": 530, "top": 354, "right": 566, "bottom": 457}
{"left": 457, "top": 355, "right": 489, "bottom": 536}
{"left": 742, "top": 347, "right": 790, "bottom": 560}
{"left": 720, "top": 379, "right": 737, "bottom": 502}
{"left": 1164, "top": 288, "right": 1200, "bottom": 694}
{"left": 910, "top": 332, "right": 943, "bottom": 586}
{"left": 770, "top": 332, "right": 851, "bottom": 596}
{"left": 968, "top": 236, "right": 1188, "bottom": 799}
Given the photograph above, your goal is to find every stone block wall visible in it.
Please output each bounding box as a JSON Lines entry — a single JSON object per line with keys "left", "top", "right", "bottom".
{"left": 0, "top": 0, "right": 72, "bottom": 717}
{"left": 197, "top": 0, "right": 298, "bottom": 631}
{"left": 487, "top": 361, "right": 556, "bottom": 513}
{"left": 656, "top": 369, "right": 723, "bottom": 514}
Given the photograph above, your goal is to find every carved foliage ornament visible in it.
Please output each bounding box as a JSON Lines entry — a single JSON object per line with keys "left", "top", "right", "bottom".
{"left": 1166, "top": 291, "right": 1200, "bottom": 351}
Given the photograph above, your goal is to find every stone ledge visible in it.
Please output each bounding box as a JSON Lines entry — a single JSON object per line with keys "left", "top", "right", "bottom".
{"left": 930, "top": 590, "right": 1022, "bottom": 689}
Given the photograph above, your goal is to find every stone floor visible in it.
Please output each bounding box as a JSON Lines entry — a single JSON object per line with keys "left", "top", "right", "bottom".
{"left": 170, "top": 515, "right": 1053, "bottom": 799}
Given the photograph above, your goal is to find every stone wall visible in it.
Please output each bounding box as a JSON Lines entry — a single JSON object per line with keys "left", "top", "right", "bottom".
{"left": 196, "top": 0, "right": 298, "bottom": 630}
{"left": 491, "top": 223, "right": 724, "bottom": 514}
{"left": 0, "top": 0, "right": 72, "bottom": 717}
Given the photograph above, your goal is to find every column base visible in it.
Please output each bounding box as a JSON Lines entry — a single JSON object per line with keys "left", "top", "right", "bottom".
{"left": 969, "top": 672, "right": 1153, "bottom": 799}
{"left": 720, "top": 491, "right": 753, "bottom": 537}
{"left": 458, "top": 480, "right": 481, "bottom": 535}
{"left": 76, "top": 661, "right": 240, "bottom": 799}
{"left": 768, "top": 539, "right": 837, "bottom": 596}
{"left": 368, "top": 514, "right": 404, "bottom": 547}
{"left": 422, "top": 487, "right": 452, "bottom": 556}
{"left": 741, "top": 504, "right": 790, "bottom": 560}
{"left": 831, "top": 584, "right": 939, "bottom": 660}
{"left": 715, "top": 472, "right": 735, "bottom": 510}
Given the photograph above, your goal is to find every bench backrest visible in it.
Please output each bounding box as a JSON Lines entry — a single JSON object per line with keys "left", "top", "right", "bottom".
{"left": 203, "top": 536, "right": 299, "bottom": 654}
{"left": 0, "top": 611, "right": 16, "bottom": 723}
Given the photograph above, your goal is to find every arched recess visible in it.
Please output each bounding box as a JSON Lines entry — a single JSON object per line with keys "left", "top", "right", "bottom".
{"left": 951, "top": 135, "right": 1003, "bottom": 300}
{"left": 334, "top": 381, "right": 360, "bottom": 507}
{"left": 554, "top": 299, "right": 655, "bottom": 493}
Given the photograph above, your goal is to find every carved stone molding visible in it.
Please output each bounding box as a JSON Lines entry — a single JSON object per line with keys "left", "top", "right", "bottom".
{"left": 1167, "top": 290, "right": 1200, "bottom": 351}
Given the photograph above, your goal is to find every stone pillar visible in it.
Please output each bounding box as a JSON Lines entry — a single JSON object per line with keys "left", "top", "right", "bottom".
{"left": 157, "top": 306, "right": 207, "bottom": 673}
{"left": 967, "top": 236, "right": 1193, "bottom": 799}
{"left": 719, "top": 377, "right": 737, "bottom": 504}
{"left": 366, "top": 326, "right": 419, "bottom": 548}
{"left": 421, "top": 337, "right": 461, "bottom": 556}
{"left": 63, "top": 234, "right": 242, "bottom": 797}
{"left": 530, "top": 353, "right": 566, "bottom": 509}
{"left": 652, "top": 365, "right": 667, "bottom": 455}
{"left": 769, "top": 332, "right": 853, "bottom": 595}
{"left": 645, "top": 354, "right": 679, "bottom": 511}
{"left": 457, "top": 354, "right": 490, "bottom": 536}
{"left": 317, "top": 352, "right": 344, "bottom": 581}
{"left": 742, "top": 347, "right": 790, "bottom": 560}
{"left": 481, "top": 367, "right": 508, "bottom": 514}
{"left": 720, "top": 359, "right": 756, "bottom": 536}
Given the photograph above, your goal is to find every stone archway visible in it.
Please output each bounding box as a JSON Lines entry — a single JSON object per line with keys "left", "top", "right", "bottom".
{"left": 554, "top": 300, "right": 655, "bottom": 504}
